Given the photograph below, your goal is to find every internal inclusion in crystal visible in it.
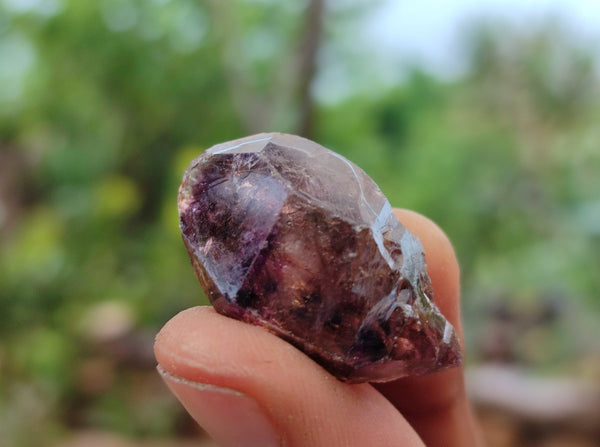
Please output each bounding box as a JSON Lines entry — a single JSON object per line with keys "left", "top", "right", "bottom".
{"left": 178, "top": 133, "right": 462, "bottom": 383}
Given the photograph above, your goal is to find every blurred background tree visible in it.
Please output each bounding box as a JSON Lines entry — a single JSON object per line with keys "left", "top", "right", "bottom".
{"left": 0, "top": 1, "right": 599, "bottom": 446}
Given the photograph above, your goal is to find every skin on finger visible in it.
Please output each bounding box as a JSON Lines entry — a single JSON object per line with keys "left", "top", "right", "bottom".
{"left": 155, "top": 306, "right": 425, "bottom": 447}
{"left": 374, "top": 209, "right": 483, "bottom": 447}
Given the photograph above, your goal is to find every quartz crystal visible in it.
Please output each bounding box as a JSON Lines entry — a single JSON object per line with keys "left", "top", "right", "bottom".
{"left": 178, "top": 133, "right": 462, "bottom": 383}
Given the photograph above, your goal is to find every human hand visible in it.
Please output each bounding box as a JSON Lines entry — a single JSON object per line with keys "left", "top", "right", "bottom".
{"left": 154, "top": 209, "right": 483, "bottom": 446}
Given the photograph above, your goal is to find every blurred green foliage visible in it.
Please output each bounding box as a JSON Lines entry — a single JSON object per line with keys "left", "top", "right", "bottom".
{"left": 1, "top": 0, "right": 599, "bottom": 445}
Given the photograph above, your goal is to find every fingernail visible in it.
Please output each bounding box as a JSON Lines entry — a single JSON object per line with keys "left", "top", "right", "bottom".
{"left": 157, "top": 365, "right": 279, "bottom": 447}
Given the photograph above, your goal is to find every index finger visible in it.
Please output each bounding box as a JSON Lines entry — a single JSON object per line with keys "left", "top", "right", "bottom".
{"left": 373, "top": 209, "right": 483, "bottom": 447}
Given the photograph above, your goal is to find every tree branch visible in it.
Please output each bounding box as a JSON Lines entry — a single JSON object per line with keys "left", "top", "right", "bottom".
{"left": 296, "top": 0, "right": 325, "bottom": 138}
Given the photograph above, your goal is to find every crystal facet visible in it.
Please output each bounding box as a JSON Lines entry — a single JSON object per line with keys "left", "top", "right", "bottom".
{"left": 178, "top": 133, "right": 462, "bottom": 383}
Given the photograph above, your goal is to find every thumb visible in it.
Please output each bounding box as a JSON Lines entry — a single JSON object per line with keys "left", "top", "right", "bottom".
{"left": 155, "top": 306, "right": 425, "bottom": 447}
{"left": 158, "top": 365, "right": 279, "bottom": 446}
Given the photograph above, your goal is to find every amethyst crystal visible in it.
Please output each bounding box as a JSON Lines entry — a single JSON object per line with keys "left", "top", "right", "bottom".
{"left": 178, "top": 133, "right": 462, "bottom": 383}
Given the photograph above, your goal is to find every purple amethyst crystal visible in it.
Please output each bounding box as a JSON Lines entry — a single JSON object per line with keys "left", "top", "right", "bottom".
{"left": 178, "top": 133, "right": 462, "bottom": 383}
